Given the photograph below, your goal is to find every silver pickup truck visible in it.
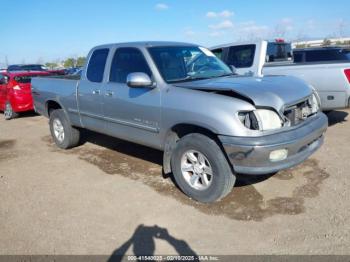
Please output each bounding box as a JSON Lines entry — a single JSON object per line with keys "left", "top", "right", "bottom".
{"left": 211, "top": 41, "right": 350, "bottom": 110}
{"left": 32, "top": 42, "right": 327, "bottom": 203}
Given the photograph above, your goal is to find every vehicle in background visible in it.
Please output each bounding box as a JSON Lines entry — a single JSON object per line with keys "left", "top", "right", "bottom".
{"left": 211, "top": 40, "right": 350, "bottom": 110}
{"left": 266, "top": 39, "right": 292, "bottom": 62}
{"left": 72, "top": 68, "right": 82, "bottom": 77}
{"left": 65, "top": 67, "right": 82, "bottom": 75}
{"left": 0, "top": 71, "right": 51, "bottom": 119}
{"left": 32, "top": 42, "right": 327, "bottom": 203}
{"left": 7, "top": 64, "right": 66, "bottom": 75}
{"left": 293, "top": 47, "right": 350, "bottom": 63}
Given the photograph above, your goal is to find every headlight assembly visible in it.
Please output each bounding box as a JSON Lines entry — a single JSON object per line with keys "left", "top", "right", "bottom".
{"left": 238, "top": 109, "right": 282, "bottom": 131}
{"left": 309, "top": 93, "right": 320, "bottom": 114}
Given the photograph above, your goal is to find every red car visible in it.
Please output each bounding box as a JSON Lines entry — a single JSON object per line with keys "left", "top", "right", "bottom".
{"left": 0, "top": 71, "right": 51, "bottom": 119}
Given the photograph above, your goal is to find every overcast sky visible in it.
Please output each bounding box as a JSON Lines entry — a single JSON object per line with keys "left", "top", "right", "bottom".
{"left": 0, "top": 0, "right": 349, "bottom": 64}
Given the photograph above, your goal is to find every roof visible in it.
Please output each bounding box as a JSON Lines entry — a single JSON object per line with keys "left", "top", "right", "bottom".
{"left": 92, "top": 41, "right": 198, "bottom": 49}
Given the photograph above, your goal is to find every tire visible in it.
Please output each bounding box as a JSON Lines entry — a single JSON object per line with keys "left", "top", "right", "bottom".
{"left": 171, "top": 133, "right": 236, "bottom": 203}
{"left": 4, "top": 102, "right": 18, "bottom": 120}
{"left": 49, "top": 109, "right": 80, "bottom": 149}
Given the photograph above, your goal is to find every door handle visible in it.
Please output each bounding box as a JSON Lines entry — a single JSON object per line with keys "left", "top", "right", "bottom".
{"left": 92, "top": 90, "right": 100, "bottom": 95}
{"left": 105, "top": 91, "right": 114, "bottom": 97}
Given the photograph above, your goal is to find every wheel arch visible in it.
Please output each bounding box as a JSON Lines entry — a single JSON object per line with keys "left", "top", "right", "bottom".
{"left": 46, "top": 100, "right": 63, "bottom": 117}
{"left": 162, "top": 123, "right": 226, "bottom": 176}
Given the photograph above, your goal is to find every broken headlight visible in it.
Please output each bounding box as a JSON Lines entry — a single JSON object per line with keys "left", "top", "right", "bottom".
{"left": 309, "top": 93, "right": 320, "bottom": 114}
{"left": 238, "top": 109, "right": 283, "bottom": 131}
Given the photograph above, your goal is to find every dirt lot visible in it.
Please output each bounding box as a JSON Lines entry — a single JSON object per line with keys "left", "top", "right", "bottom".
{"left": 0, "top": 110, "right": 350, "bottom": 256}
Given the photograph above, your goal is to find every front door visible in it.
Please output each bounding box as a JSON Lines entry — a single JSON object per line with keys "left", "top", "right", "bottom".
{"left": 103, "top": 47, "right": 161, "bottom": 148}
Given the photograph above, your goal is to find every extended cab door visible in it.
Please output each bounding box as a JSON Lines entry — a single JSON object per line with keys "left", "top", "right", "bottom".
{"left": 211, "top": 41, "right": 267, "bottom": 77}
{"left": 77, "top": 48, "right": 109, "bottom": 131}
{"left": 102, "top": 47, "right": 161, "bottom": 148}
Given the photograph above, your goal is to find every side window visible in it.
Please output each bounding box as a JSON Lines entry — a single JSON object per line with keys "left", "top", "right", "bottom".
{"left": 227, "top": 45, "right": 256, "bottom": 68}
{"left": 212, "top": 48, "right": 223, "bottom": 59}
{"left": 87, "top": 48, "right": 109, "bottom": 83}
{"left": 109, "top": 48, "right": 152, "bottom": 83}
{"left": 293, "top": 52, "right": 304, "bottom": 63}
{"left": 0, "top": 74, "right": 9, "bottom": 85}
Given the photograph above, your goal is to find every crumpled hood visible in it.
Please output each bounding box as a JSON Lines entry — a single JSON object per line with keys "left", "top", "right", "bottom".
{"left": 174, "top": 75, "right": 313, "bottom": 112}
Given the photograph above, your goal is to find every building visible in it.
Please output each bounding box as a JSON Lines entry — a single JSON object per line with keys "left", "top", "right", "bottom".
{"left": 292, "top": 37, "right": 350, "bottom": 48}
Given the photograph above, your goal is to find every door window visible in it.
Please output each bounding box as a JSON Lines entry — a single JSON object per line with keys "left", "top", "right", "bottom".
{"left": 109, "top": 48, "right": 152, "bottom": 83}
{"left": 211, "top": 48, "right": 223, "bottom": 59}
{"left": 227, "top": 45, "right": 256, "bottom": 68}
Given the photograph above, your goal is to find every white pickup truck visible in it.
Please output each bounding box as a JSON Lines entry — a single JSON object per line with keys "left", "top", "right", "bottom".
{"left": 211, "top": 41, "right": 350, "bottom": 110}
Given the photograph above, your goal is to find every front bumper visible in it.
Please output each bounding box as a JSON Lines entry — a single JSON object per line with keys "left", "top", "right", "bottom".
{"left": 219, "top": 113, "right": 328, "bottom": 175}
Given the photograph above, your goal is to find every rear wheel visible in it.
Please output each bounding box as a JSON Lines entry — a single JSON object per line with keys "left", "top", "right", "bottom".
{"left": 49, "top": 109, "right": 80, "bottom": 149}
{"left": 4, "top": 102, "right": 18, "bottom": 120}
{"left": 171, "top": 133, "right": 236, "bottom": 203}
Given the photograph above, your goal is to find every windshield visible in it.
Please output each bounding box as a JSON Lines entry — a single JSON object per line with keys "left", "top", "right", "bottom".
{"left": 148, "top": 46, "right": 232, "bottom": 83}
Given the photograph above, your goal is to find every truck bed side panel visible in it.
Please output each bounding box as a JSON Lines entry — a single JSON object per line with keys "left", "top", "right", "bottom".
{"left": 263, "top": 63, "right": 350, "bottom": 109}
{"left": 32, "top": 78, "right": 82, "bottom": 127}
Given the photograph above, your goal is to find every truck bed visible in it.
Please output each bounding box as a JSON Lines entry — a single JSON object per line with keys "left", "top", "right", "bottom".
{"left": 31, "top": 77, "right": 80, "bottom": 119}
{"left": 263, "top": 62, "right": 350, "bottom": 109}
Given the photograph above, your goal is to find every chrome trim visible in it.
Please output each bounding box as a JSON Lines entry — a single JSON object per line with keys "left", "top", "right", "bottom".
{"left": 78, "top": 110, "right": 159, "bottom": 133}
{"left": 104, "top": 116, "right": 159, "bottom": 133}
{"left": 67, "top": 108, "right": 79, "bottom": 114}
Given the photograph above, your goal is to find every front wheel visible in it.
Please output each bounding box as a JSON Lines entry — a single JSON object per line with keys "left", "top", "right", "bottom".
{"left": 49, "top": 109, "right": 80, "bottom": 149}
{"left": 171, "top": 133, "right": 236, "bottom": 203}
{"left": 4, "top": 102, "right": 18, "bottom": 120}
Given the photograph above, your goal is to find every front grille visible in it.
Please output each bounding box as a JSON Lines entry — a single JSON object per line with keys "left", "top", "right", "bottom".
{"left": 284, "top": 98, "right": 314, "bottom": 126}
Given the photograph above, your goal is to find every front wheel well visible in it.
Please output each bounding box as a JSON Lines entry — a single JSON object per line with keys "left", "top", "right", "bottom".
{"left": 46, "top": 100, "right": 62, "bottom": 116}
{"left": 163, "top": 124, "right": 223, "bottom": 176}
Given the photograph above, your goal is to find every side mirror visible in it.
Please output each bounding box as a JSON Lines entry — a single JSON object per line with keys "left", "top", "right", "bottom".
{"left": 126, "top": 72, "right": 153, "bottom": 88}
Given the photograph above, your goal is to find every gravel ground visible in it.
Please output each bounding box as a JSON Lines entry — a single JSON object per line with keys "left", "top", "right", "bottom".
{"left": 0, "top": 110, "right": 349, "bottom": 256}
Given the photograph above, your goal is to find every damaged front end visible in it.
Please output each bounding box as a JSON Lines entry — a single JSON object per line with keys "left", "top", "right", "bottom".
{"left": 237, "top": 93, "right": 320, "bottom": 132}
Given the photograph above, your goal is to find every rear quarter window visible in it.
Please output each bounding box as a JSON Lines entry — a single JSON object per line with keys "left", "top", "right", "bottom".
{"left": 305, "top": 49, "right": 349, "bottom": 62}
{"left": 87, "top": 48, "right": 109, "bottom": 82}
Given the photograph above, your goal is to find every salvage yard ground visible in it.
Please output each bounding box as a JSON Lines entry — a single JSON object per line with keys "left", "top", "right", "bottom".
{"left": 0, "top": 110, "right": 350, "bottom": 255}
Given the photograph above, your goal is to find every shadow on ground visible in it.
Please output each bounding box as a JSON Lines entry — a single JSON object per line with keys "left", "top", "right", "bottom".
{"left": 0, "top": 139, "right": 17, "bottom": 162}
{"left": 42, "top": 130, "right": 330, "bottom": 222}
{"left": 326, "top": 110, "right": 348, "bottom": 126}
{"left": 108, "top": 225, "right": 198, "bottom": 261}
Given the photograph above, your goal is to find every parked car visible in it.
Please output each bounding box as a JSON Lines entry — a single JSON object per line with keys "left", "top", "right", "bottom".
{"left": 0, "top": 71, "right": 51, "bottom": 119}
{"left": 65, "top": 67, "right": 82, "bottom": 75}
{"left": 32, "top": 42, "right": 327, "bottom": 203}
{"left": 211, "top": 41, "right": 350, "bottom": 110}
{"left": 7, "top": 64, "right": 66, "bottom": 75}
{"left": 293, "top": 47, "right": 350, "bottom": 63}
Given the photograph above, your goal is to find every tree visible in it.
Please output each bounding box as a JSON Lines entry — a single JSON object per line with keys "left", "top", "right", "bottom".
{"left": 45, "top": 62, "right": 58, "bottom": 69}
{"left": 76, "top": 57, "right": 86, "bottom": 67}
{"left": 63, "top": 58, "right": 76, "bottom": 68}
{"left": 295, "top": 44, "right": 308, "bottom": 49}
{"left": 322, "top": 38, "right": 332, "bottom": 46}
